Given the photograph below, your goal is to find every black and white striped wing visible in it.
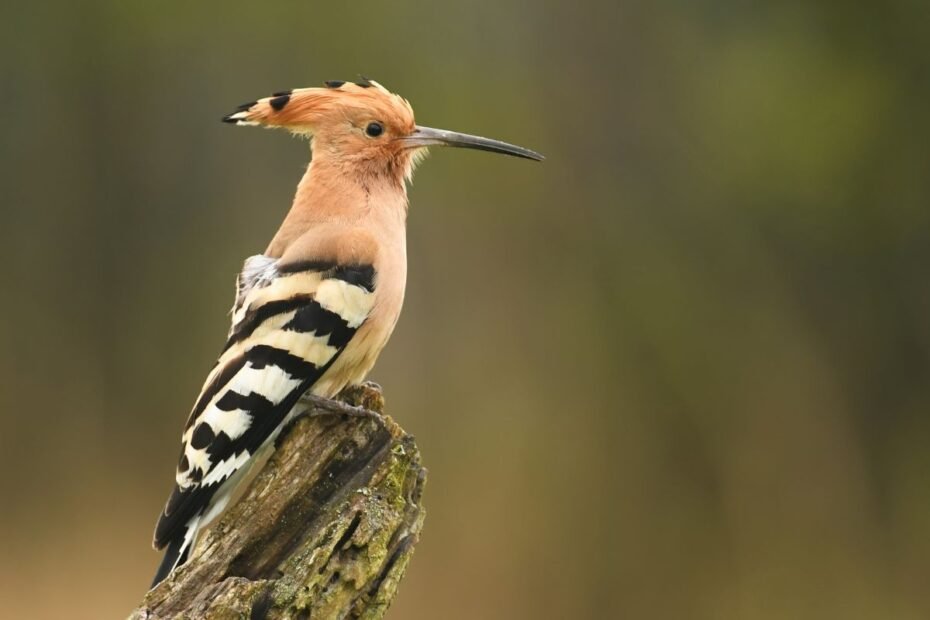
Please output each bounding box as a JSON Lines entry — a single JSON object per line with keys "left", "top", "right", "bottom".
{"left": 153, "top": 255, "right": 376, "bottom": 550}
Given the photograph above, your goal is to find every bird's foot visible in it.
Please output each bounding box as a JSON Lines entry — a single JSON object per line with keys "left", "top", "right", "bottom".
{"left": 280, "top": 391, "right": 385, "bottom": 446}
{"left": 338, "top": 381, "right": 385, "bottom": 413}
{"left": 294, "top": 382, "right": 385, "bottom": 424}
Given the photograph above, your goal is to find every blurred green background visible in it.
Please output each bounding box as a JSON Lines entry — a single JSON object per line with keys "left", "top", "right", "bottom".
{"left": 1, "top": 1, "right": 929, "bottom": 618}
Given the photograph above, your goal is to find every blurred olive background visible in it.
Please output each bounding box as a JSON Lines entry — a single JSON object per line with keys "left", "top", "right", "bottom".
{"left": 1, "top": 1, "right": 929, "bottom": 618}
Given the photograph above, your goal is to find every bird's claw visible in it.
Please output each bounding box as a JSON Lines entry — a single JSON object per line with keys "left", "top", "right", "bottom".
{"left": 336, "top": 382, "right": 385, "bottom": 413}
{"left": 294, "top": 382, "right": 385, "bottom": 423}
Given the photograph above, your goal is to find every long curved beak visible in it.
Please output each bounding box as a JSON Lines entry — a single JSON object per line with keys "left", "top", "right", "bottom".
{"left": 400, "top": 125, "right": 544, "bottom": 161}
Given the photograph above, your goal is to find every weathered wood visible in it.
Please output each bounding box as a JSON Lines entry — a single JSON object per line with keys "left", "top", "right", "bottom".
{"left": 130, "top": 384, "right": 426, "bottom": 620}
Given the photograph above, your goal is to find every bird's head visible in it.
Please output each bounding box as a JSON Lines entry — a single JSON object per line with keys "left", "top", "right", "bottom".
{"left": 223, "top": 79, "right": 542, "bottom": 184}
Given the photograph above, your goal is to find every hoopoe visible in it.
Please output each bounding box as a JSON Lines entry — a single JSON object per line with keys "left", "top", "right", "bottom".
{"left": 150, "top": 78, "right": 542, "bottom": 586}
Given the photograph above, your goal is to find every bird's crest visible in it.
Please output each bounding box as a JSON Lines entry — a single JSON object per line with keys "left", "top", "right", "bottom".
{"left": 222, "top": 78, "right": 415, "bottom": 136}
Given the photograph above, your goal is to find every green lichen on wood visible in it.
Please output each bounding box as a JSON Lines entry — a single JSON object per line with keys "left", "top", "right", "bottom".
{"left": 129, "top": 385, "right": 426, "bottom": 620}
{"left": 269, "top": 417, "right": 423, "bottom": 619}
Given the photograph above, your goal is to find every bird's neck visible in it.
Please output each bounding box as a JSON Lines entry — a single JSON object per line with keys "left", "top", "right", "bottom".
{"left": 265, "top": 155, "right": 408, "bottom": 258}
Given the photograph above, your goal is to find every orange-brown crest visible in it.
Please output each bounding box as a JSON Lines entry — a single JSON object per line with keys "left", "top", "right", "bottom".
{"left": 224, "top": 80, "right": 418, "bottom": 176}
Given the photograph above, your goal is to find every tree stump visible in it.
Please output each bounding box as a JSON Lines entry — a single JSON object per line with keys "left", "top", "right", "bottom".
{"left": 129, "top": 384, "right": 426, "bottom": 619}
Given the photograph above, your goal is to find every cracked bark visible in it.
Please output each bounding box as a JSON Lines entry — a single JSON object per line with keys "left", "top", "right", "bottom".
{"left": 129, "top": 384, "right": 426, "bottom": 620}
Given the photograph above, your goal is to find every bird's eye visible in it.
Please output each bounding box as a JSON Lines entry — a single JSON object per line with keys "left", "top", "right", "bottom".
{"left": 365, "top": 122, "right": 384, "bottom": 138}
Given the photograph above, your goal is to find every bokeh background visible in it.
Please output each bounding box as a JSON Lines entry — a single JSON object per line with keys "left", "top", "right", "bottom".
{"left": 1, "top": 1, "right": 928, "bottom": 618}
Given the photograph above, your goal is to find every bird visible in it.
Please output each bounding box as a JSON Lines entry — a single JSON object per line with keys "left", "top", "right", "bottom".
{"left": 149, "top": 78, "right": 543, "bottom": 587}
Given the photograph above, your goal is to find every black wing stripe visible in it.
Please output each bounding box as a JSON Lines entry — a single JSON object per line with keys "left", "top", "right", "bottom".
{"left": 225, "top": 295, "right": 313, "bottom": 350}
{"left": 215, "top": 389, "right": 274, "bottom": 412}
{"left": 283, "top": 300, "right": 356, "bottom": 348}
{"left": 246, "top": 344, "right": 321, "bottom": 377}
{"left": 329, "top": 264, "right": 375, "bottom": 292}
{"left": 186, "top": 354, "right": 249, "bottom": 431}
{"left": 190, "top": 422, "right": 215, "bottom": 450}
{"left": 205, "top": 430, "right": 235, "bottom": 461}
{"left": 278, "top": 261, "right": 376, "bottom": 292}
{"left": 276, "top": 260, "right": 337, "bottom": 274}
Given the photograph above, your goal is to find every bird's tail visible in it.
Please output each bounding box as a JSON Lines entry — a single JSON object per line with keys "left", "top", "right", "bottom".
{"left": 150, "top": 536, "right": 189, "bottom": 588}
{"left": 150, "top": 514, "right": 201, "bottom": 588}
